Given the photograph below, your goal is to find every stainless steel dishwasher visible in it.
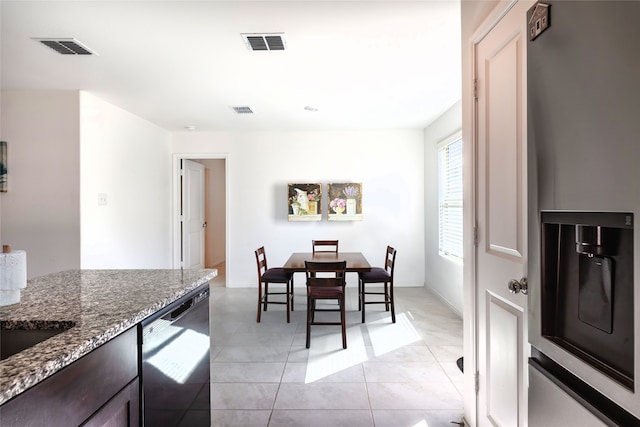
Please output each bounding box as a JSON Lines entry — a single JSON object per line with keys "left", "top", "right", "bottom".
{"left": 140, "top": 283, "right": 210, "bottom": 426}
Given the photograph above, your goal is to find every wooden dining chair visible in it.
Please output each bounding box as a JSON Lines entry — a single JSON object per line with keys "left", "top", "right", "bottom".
{"left": 312, "top": 239, "right": 339, "bottom": 254}
{"left": 255, "top": 246, "right": 294, "bottom": 323}
{"left": 305, "top": 260, "right": 347, "bottom": 349}
{"left": 358, "top": 246, "right": 397, "bottom": 323}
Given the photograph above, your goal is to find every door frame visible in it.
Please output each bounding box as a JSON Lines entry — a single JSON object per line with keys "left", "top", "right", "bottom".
{"left": 172, "top": 152, "right": 229, "bottom": 287}
{"left": 464, "top": 1, "right": 523, "bottom": 425}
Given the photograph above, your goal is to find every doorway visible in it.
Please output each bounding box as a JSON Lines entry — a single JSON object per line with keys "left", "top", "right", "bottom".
{"left": 173, "top": 154, "right": 228, "bottom": 287}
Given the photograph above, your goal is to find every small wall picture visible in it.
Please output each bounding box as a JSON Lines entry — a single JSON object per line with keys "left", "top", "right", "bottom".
{"left": 288, "top": 183, "right": 322, "bottom": 221}
{"left": 0, "top": 141, "right": 7, "bottom": 192}
{"left": 328, "top": 183, "right": 362, "bottom": 221}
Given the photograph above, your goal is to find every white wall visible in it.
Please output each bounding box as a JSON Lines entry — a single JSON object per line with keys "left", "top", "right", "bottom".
{"left": 79, "top": 92, "right": 172, "bottom": 269}
{"left": 0, "top": 90, "right": 3, "bottom": 245}
{"left": 0, "top": 6, "right": 3, "bottom": 246}
{"left": 173, "top": 130, "right": 425, "bottom": 288}
{"left": 0, "top": 90, "right": 173, "bottom": 276}
{"left": 0, "top": 90, "right": 81, "bottom": 278}
{"left": 424, "top": 100, "right": 463, "bottom": 315}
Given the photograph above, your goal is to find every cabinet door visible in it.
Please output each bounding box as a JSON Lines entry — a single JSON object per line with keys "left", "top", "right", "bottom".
{"left": 81, "top": 379, "right": 140, "bottom": 427}
{"left": 0, "top": 327, "right": 138, "bottom": 426}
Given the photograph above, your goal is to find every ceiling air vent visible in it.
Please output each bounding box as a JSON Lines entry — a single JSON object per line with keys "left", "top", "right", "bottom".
{"left": 231, "top": 106, "right": 254, "bottom": 114}
{"left": 33, "top": 38, "right": 97, "bottom": 55}
{"left": 241, "top": 33, "right": 286, "bottom": 51}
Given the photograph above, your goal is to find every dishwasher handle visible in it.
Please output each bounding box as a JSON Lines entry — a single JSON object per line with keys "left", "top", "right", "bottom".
{"left": 162, "top": 288, "right": 209, "bottom": 323}
{"left": 165, "top": 299, "right": 193, "bottom": 320}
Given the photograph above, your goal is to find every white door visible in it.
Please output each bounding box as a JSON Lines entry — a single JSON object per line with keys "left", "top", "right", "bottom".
{"left": 475, "top": 1, "right": 531, "bottom": 425}
{"left": 182, "top": 159, "right": 205, "bottom": 269}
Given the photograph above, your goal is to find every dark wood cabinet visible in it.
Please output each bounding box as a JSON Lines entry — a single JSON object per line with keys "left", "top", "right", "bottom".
{"left": 0, "top": 327, "right": 139, "bottom": 427}
{"left": 81, "top": 378, "right": 139, "bottom": 427}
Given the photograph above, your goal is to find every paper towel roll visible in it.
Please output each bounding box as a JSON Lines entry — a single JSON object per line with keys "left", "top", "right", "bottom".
{"left": 0, "top": 250, "right": 27, "bottom": 306}
{"left": 0, "top": 290, "right": 21, "bottom": 305}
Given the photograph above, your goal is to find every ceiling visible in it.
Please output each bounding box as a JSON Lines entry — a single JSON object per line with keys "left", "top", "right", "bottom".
{"left": 1, "top": 1, "right": 461, "bottom": 132}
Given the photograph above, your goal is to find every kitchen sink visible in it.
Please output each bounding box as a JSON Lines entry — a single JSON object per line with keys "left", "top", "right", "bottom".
{"left": 0, "top": 321, "right": 76, "bottom": 361}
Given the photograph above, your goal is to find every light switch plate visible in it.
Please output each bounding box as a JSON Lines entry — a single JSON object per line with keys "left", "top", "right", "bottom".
{"left": 98, "top": 193, "right": 108, "bottom": 206}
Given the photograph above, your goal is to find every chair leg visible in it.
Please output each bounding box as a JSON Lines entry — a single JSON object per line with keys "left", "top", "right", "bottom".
{"left": 263, "top": 283, "right": 269, "bottom": 311}
{"left": 358, "top": 276, "right": 362, "bottom": 311}
{"left": 286, "top": 280, "right": 291, "bottom": 324}
{"left": 384, "top": 282, "right": 390, "bottom": 311}
{"left": 341, "top": 294, "right": 347, "bottom": 349}
{"left": 361, "top": 281, "right": 366, "bottom": 323}
{"left": 288, "top": 280, "right": 294, "bottom": 325}
{"left": 306, "top": 295, "right": 312, "bottom": 349}
{"left": 390, "top": 283, "right": 396, "bottom": 323}
{"left": 257, "top": 282, "right": 263, "bottom": 323}
{"left": 291, "top": 275, "right": 295, "bottom": 310}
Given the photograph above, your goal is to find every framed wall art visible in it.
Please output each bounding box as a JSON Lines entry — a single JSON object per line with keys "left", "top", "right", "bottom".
{"left": 288, "top": 183, "right": 322, "bottom": 221}
{"left": 327, "top": 183, "right": 362, "bottom": 221}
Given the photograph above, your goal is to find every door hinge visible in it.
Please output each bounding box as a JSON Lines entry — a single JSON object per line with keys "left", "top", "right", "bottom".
{"left": 475, "top": 371, "right": 479, "bottom": 394}
{"left": 473, "top": 79, "right": 479, "bottom": 100}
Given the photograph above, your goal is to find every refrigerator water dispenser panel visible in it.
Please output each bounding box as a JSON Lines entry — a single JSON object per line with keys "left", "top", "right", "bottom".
{"left": 540, "top": 211, "right": 634, "bottom": 389}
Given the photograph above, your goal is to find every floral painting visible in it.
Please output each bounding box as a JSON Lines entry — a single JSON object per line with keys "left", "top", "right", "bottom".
{"left": 288, "top": 183, "right": 322, "bottom": 222}
{"left": 328, "top": 183, "right": 362, "bottom": 221}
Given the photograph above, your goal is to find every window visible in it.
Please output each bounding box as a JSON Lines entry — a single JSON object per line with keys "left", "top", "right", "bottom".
{"left": 438, "top": 135, "right": 463, "bottom": 259}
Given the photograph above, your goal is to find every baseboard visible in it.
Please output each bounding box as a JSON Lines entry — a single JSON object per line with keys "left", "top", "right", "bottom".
{"left": 425, "top": 285, "right": 463, "bottom": 318}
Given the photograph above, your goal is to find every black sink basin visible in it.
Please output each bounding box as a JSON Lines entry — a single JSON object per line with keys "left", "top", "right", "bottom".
{"left": 0, "top": 321, "right": 76, "bottom": 361}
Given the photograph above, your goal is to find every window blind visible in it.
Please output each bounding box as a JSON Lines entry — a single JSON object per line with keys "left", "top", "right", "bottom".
{"left": 438, "top": 137, "right": 463, "bottom": 259}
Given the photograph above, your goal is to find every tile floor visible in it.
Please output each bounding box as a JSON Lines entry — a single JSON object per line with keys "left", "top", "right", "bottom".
{"left": 208, "top": 267, "right": 464, "bottom": 427}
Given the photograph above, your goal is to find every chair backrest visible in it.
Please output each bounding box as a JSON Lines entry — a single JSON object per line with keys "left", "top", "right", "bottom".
{"left": 384, "top": 246, "right": 397, "bottom": 277}
{"left": 305, "top": 260, "right": 346, "bottom": 286}
{"left": 255, "top": 246, "right": 268, "bottom": 280}
{"left": 312, "top": 240, "right": 339, "bottom": 254}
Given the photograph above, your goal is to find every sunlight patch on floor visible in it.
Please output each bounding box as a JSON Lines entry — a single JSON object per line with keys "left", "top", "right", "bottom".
{"left": 367, "top": 312, "right": 421, "bottom": 357}
{"left": 304, "top": 326, "right": 368, "bottom": 383}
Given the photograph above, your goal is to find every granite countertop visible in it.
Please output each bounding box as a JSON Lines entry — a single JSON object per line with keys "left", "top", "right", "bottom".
{"left": 0, "top": 268, "right": 217, "bottom": 405}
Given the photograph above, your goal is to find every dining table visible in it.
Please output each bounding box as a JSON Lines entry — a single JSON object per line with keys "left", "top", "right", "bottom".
{"left": 282, "top": 252, "right": 372, "bottom": 274}
{"left": 282, "top": 252, "right": 371, "bottom": 313}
